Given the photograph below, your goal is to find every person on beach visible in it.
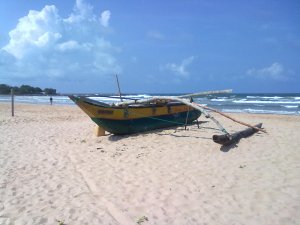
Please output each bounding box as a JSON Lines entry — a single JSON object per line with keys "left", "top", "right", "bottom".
{"left": 50, "top": 97, "right": 53, "bottom": 105}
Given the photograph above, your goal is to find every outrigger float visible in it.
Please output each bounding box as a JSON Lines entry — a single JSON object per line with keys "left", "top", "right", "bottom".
{"left": 69, "top": 89, "right": 266, "bottom": 145}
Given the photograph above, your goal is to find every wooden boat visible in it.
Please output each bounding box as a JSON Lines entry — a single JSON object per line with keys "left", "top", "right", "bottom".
{"left": 69, "top": 89, "right": 265, "bottom": 145}
{"left": 69, "top": 95, "right": 201, "bottom": 135}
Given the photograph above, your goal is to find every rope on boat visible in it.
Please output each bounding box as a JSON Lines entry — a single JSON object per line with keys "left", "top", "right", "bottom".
{"left": 126, "top": 110, "right": 191, "bottom": 126}
{"left": 116, "top": 96, "right": 230, "bottom": 135}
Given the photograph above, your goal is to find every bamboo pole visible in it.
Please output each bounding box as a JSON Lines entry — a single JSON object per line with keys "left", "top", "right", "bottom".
{"left": 11, "top": 88, "right": 14, "bottom": 117}
{"left": 178, "top": 89, "right": 232, "bottom": 98}
{"left": 193, "top": 103, "right": 267, "bottom": 133}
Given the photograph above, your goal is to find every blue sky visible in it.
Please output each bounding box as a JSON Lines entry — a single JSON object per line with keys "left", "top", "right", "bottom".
{"left": 0, "top": 0, "right": 299, "bottom": 93}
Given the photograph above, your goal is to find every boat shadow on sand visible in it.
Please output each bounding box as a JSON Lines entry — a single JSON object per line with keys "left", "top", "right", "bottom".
{"left": 108, "top": 121, "right": 216, "bottom": 141}
{"left": 108, "top": 121, "right": 264, "bottom": 153}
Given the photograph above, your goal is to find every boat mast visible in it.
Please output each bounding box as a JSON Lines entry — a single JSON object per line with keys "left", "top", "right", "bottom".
{"left": 115, "top": 74, "right": 123, "bottom": 102}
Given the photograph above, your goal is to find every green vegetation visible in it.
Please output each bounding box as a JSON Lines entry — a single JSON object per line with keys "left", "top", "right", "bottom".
{"left": 0, "top": 84, "right": 11, "bottom": 94}
{"left": 44, "top": 88, "right": 57, "bottom": 95}
{"left": 0, "top": 84, "right": 56, "bottom": 95}
{"left": 56, "top": 219, "right": 66, "bottom": 225}
{"left": 137, "top": 216, "right": 149, "bottom": 224}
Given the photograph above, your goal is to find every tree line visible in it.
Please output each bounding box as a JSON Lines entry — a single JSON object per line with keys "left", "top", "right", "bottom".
{"left": 0, "top": 84, "right": 57, "bottom": 95}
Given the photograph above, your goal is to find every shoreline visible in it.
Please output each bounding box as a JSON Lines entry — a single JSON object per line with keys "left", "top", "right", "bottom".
{"left": 1, "top": 92, "right": 300, "bottom": 116}
{"left": 1, "top": 103, "right": 300, "bottom": 225}
{"left": 1, "top": 102, "right": 300, "bottom": 117}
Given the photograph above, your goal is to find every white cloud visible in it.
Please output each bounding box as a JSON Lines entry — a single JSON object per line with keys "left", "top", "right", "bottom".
{"left": 56, "top": 40, "right": 81, "bottom": 52}
{"left": 56, "top": 40, "right": 94, "bottom": 52}
{"left": 100, "top": 10, "right": 111, "bottom": 27}
{"left": 3, "top": 5, "right": 62, "bottom": 59}
{"left": 147, "top": 30, "right": 165, "bottom": 40}
{"left": 163, "top": 56, "right": 195, "bottom": 77}
{"left": 64, "top": 0, "right": 95, "bottom": 24}
{"left": 246, "top": 62, "right": 287, "bottom": 80}
{"left": 0, "top": 0, "right": 120, "bottom": 82}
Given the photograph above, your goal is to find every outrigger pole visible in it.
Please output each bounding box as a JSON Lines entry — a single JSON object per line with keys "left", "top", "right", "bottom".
{"left": 178, "top": 89, "right": 232, "bottom": 98}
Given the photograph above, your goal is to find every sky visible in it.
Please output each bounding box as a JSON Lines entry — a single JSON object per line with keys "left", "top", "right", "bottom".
{"left": 0, "top": 0, "right": 299, "bottom": 94}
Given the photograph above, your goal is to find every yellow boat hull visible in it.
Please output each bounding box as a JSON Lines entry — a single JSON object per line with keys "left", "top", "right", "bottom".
{"left": 70, "top": 96, "right": 201, "bottom": 134}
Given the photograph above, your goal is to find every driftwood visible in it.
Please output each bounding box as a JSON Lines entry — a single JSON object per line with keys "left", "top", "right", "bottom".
{"left": 213, "top": 123, "right": 263, "bottom": 146}
{"left": 11, "top": 88, "right": 14, "bottom": 117}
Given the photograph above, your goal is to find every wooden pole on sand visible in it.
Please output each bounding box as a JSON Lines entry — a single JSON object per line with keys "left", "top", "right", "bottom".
{"left": 11, "top": 88, "right": 14, "bottom": 117}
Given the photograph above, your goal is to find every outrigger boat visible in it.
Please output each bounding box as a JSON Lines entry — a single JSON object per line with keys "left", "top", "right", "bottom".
{"left": 69, "top": 95, "right": 202, "bottom": 135}
{"left": 69, "top": 89, "right": 266, "bottom": 145}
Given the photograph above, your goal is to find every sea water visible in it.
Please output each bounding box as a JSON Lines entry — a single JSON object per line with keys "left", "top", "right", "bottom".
{"left": 0, "top": 93, "right": 299, "bottom": 115}
{"left": 195, "top": 93, "right": 300, "bottom": 115}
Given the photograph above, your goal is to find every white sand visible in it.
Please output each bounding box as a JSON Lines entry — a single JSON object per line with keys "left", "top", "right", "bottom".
{"left": 0, "top": 103, "right": 299, "bottom": 225}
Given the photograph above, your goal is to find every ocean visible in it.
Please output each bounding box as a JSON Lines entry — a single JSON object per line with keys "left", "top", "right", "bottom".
{"left": 0, "top": 93, "right": 299, "bottom": 115}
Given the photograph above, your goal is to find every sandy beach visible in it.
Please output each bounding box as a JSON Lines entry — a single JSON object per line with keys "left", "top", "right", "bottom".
{"left": 0, "top": 102, "right": 299, "bottom": 225}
